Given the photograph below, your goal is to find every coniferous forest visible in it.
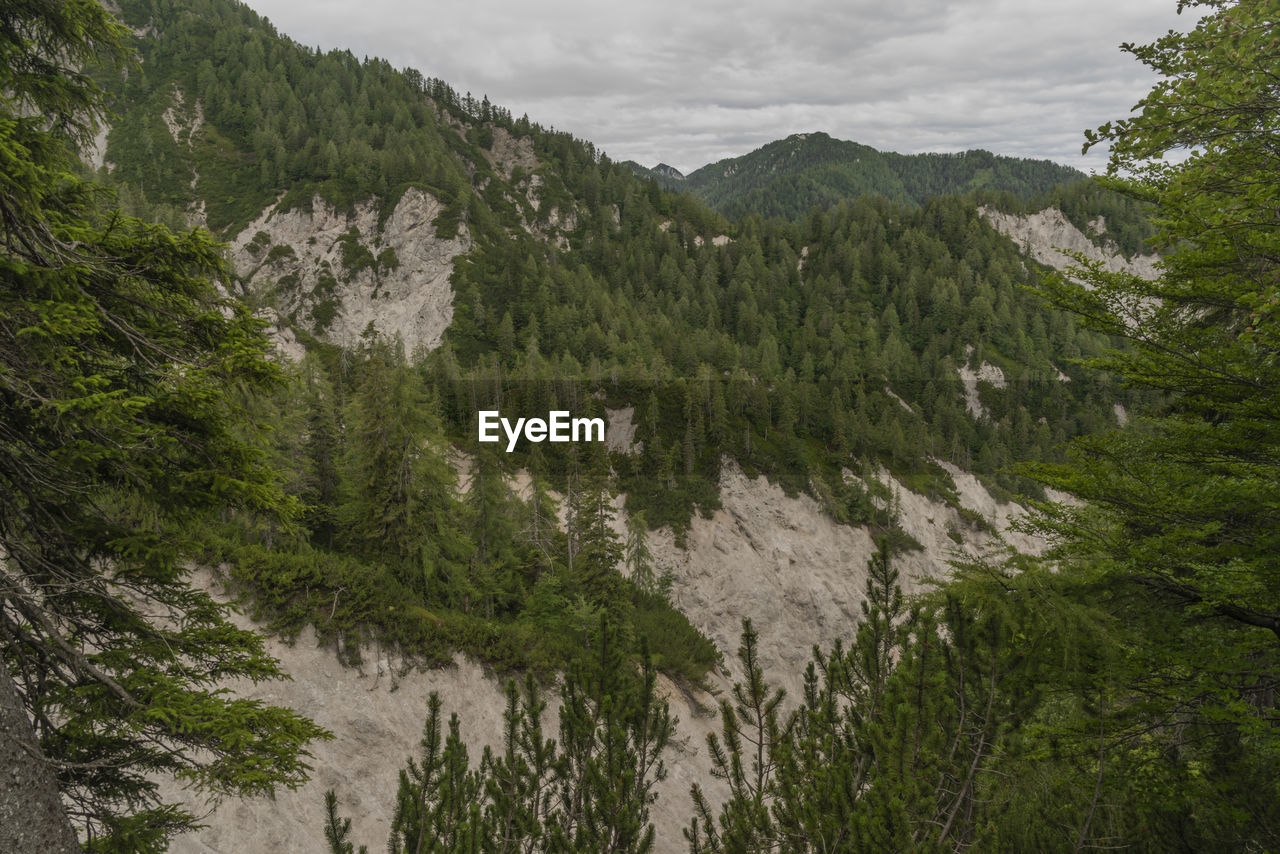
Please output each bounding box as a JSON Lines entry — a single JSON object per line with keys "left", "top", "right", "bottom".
{"left": 2, "top": 0, "right": 1278, "bottom": 851}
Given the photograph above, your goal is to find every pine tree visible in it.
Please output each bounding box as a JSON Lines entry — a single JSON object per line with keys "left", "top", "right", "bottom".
{"left": 387, "top": 693, "right": 483, "bottom": 854}
{"left": 481, "top": 674, "right": 557, "bottom": 854}
{"left": 564, "top": 446, "right": 624, "bottom": 616}
{"left": 322, "top": 791, "right": 368, "bottom": 854}
{"left": 550, "top": 620, "right": 671, "bottom": 854}
{"left": 686, "top": 620, "right": 784, "bottom": 854}
{"left": 341, "top": 339, "right": 471, "bottom": 601}
{"left": 1026, "top": 1, "right": 1280, "bottom": 845}
{"left": 624, "top": 510, "right": 657, "bottom": 596}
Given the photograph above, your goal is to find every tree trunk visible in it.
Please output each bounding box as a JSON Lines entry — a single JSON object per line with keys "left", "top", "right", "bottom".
{"left": 0, "top": 657, "right": 80, "bottom": 853}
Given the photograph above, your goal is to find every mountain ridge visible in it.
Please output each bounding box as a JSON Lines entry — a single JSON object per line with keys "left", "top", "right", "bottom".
{"left": 632, "top": 131, "right": 1084, "bottom": 220}
{"left": 79, "top": 3, "right": 1161, "bottom": 850}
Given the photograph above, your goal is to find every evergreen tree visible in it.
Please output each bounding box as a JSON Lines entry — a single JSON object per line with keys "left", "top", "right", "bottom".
{"left": 686, "top": 620, "right": 785, "bottom": 854}
{"left": 0, "top": 2, "right": 325, "bottom": 848}
{"left": 341, "top": 339, "right": 471, "bottom": 601}
{"left": 564, "top": 446, "right": 624, "bottom": 615}
{"left": 624, "top": 510, "right": 657, "bottom": 596}
{"left": 335, "top": 621, "right": 672, "bottom": 854}
{"left": 322, "top": 791, "right": 368, "bottom": 854}
{"left": 481, "top": 674, "right": 557, "bottom": 854}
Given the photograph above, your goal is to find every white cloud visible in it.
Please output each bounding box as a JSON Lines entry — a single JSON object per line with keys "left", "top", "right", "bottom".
{"left": 243, "top": 0, "right": 1192, "bottom": 173}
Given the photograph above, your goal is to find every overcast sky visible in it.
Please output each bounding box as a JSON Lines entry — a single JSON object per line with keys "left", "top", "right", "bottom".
{"left": 242, "top": 0, "right": 1192, "bottom": 175}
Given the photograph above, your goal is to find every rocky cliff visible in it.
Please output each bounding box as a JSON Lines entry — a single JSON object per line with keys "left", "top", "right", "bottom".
{"left": 979, "top": 205, "right": 1159, "bottom": 279}
{"left": 168, "top": 457, "right": 1044, "bottom": 853}
{"left": 232, "top": 187, "right": 469, "bottom": 354}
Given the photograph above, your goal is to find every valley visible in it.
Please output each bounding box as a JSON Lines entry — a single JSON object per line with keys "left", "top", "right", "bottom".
{"left": 5, "top": 0, "right": 1277, "bottom": 851}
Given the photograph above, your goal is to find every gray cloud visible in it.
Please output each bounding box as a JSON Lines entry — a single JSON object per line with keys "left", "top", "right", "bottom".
{"left": 246, "top": 0, "right": 1191, "bottom": 173}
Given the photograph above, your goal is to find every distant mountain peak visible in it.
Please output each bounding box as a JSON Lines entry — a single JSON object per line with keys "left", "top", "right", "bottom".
{"left": 652, "top": 163, "right": 685, "bottom": 180}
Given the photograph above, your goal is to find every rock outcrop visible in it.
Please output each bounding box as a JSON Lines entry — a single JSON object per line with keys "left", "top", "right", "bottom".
{"left": 980, "top": 206, "right": 1159, "bottom": 280}
{"left": 232, "top": 187, "right": 469, "bottom": 354}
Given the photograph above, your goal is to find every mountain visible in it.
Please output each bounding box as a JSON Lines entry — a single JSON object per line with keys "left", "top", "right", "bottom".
{"left": 636, "top": 131, "right": 1084, "bottom": 221}
{"left": 652, "top": 162, "right": 685, "bottom": 180}
{"left": 85, "top": 0, "right": 1153, "bottom": 680}
{"left": 71, "top": 0, "right": 1164, "bottom": 849}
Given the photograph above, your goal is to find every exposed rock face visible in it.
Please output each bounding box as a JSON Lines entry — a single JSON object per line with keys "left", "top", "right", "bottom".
{"left": 81, "top": 123, "right": 110, "bottom": 171}
{"left": 164, "top": 570, "right": 724, "bottom": 854}
{"left": 255, "top": 307, "right": 306, "bottom": 363}
{"left": 161, "top": 86, "right": 203, "bottom": 148}
{"left": 161, "top": 580, "right": 509, "bottom": 854}
{"left": 648, "top": 460, "right": 1038, "bottom": 702}
{"left": 980, "top": 206, "right": 1159, "bottom": 280}
{"left": 231, "top": 187, "right": 468, "bottom": 354}
{"left": 167, "top": 462, "right": 1046, "bottom": 853}
{"left": 957, "top": 360, "right": 1007, "bottom": 421}
{"left": 482, "top": 125, "right": 538, "bottom": 178}
{"left": 605, "top": 406, "right": 640, "bottom": 454}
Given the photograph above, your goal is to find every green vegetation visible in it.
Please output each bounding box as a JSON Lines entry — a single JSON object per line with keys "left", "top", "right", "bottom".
{"left": 641, "top": 131, "right": 1085, "bottom": 221}
{"left": 1011, "top": 0, "right": 1280, "bottom": 844}
{"left": 21, "top": 0, "right": 1274, "bottom": 848}
{"left": 332, "top": 0, "right": 1280, "bottom": 850}
{"left": 325, "top": 621, "right": 671, "bottom": 853}
{"left": 211, "top": 343, "right": 721, "bottom": 684}
{"left": 86, "top": 0, "right": 1148, "bottom": 686}
{"left": 94, "top": 0, "right": 1145, "bottom": 542}
{"left": 0, "top": 2, "right": 325, "bottom": 850}
{"left": 99, "top": 0, "right": 494, "bottom": 234}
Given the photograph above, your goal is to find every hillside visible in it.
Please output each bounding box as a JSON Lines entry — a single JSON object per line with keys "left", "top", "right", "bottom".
{"left": 632, "top": 131, "right": 1085, "bottom": 220}
{"left": 80, "top": 0, "right": 1158, "bottom": 677}
{"left": 43, "top": 0, "right": 1214, "bottom": 850}
{"left": 11, "top": 0, "right": 1280, "bottom": 848}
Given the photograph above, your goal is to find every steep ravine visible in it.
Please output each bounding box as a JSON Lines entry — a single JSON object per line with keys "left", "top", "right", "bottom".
{"left": 168, "top": 461, "right": 1047, "bottom": 854}
{"left": 166, "top": 201, "right": 1069, "bottom": 850}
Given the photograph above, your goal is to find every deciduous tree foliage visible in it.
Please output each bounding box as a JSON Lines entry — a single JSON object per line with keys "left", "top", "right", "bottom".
{"left": 1024, "top": 0, "right": 1280, "bottom": 846}
{"left": 0, "top": 2, "right": 325, "bottom": 849}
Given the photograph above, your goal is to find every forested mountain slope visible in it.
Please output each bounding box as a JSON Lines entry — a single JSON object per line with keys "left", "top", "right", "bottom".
{"left": 66, "top": 1, "right": 1276, "bottom": 851}
{"left": 631, "top": 131, "right": 1085, "bottom": 220}
{"left": 85, "top": 0, "right": 1153, "bottom": 673}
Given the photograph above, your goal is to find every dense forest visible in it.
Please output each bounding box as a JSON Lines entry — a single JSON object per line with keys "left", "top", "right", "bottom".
{"left": 3, "top": 0, "right": 1277, "bottom": 851}
{"left": 83, "top": 0, "right": 1155, "bottom": 676}
{"left": 630, "top": 131, "right": 1086, "bottom": 222}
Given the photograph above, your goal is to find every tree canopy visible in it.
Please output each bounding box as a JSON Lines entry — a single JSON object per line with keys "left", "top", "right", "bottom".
{"left": 0, "top": 1, "right": 325, "bottom": 850}
{"left": 1013, "top": 0, "right": 1280, "bottom": 845}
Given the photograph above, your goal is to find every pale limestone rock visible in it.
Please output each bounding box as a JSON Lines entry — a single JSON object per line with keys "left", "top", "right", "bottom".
{"left": 164, "top": 458, "right": 1055, "bottom": 853}
{"left": 161, "top": 86, "right": 203, "bottom": 148}
{"left": 605, "top": 406, "right": 640, "bottom": 454}
{"left": 979, "top": 206, "right": 1159, "bottom": 280}
{"left": 482, "top": 126, "right": 538, "bottom": 178}
{"left": 231, "top": 187, "right": 469, "bottom": 354}
{"left": 957, "top": 360, "right": 1007, "bottom": 420}
{"left": 163, "top": 568, "right": 723, "bottom": 854}
{"left": 255, "top": 308, "right": 305, "bottom": 363}
{"left": 81, "top": 123, "right": 110, "bottom": 171}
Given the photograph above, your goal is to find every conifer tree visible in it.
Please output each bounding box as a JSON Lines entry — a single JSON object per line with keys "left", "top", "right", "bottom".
{"left": 564, "top": 446, "right": 624, "bottom": 615}
{"left": 341, "top": 339, "right": 471, "bottom": 601}
{"left": 481, "top": 674, "right": 557, "bottom": 854}
{"left": 624, "top": 510, "right": 658, "bottom": 596}
{"left": 686, "top": 620, "right": 784, "bottom": 854}
{"left": 322, "top": 791, "right": 368, "bottom": 854}
{"left": 0, "top": 2, "right": 325, "bottom": 848}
